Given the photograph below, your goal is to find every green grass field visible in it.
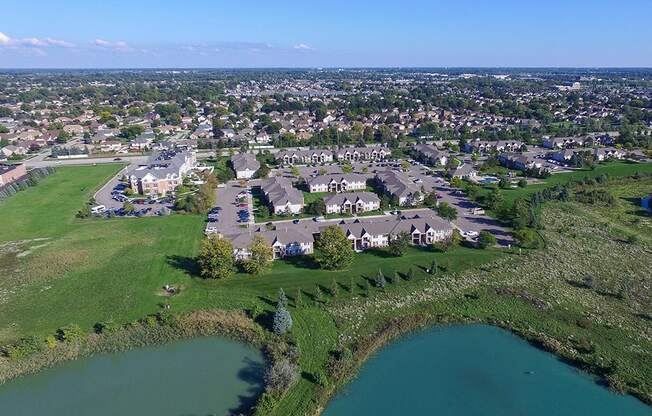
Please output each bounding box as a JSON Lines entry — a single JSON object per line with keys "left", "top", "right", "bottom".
{"left": 2, "top": 163, "right": 651, "bottom": 415}
{"left": 475, "top": 161, "right": 652, "bottom": 204}
{"left": 0, "top": 165, "right": 206, "bottom": 342}
{"left": 0, "top": 165, "right": 500, "bottom": 345}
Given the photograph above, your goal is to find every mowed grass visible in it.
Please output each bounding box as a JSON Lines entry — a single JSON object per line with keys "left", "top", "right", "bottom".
{"left": 176, "top": 245, "right": 501, "bottom": 312}
{"left": 0, "top": 164, "right": 502, "bottom": 345}
{"left": 0, "top": 165, "right": 206, "bottom": 343}
{"left": 0, "top": 164, "right": 121, "bottom": 242}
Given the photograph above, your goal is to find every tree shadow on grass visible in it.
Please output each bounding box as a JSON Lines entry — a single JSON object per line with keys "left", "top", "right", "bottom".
{"left": 282, "top": 255, "right": 320, "bottom": 270}
{"left": 166, "top": 255, "right": 200, "bottom": 277}
{"left": 365, "top": 248, "right": 394, "bottom": 258}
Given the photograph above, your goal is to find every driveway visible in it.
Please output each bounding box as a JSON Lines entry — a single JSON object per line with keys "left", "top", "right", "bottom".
{"left": 434, "top": 180, "right": 514, "bottom": 246}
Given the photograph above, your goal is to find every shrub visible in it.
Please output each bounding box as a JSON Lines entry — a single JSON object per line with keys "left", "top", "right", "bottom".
{"left": 94, "top": 321, "right": 120, "bottom": 334}
{"left": 313, "top": 370, "right": 329, "bottom": 387}
{"left": 4, "top": 336, "right": 43, "bottom": 360}
{"left": 143, "top": 315, "right": 159, "bottom": 328}
{"left": 264, "top": 359, "right": 298, "bottom": 393}
{"left": 477, "top": 231, "right": 497, "bottom": 249}
{"left": 250, "top": 304, "right": 264, "bottom": 320}
{"left": 45, "top": 335, "right": 58, "bottom": 349}
{"left": 56, "top": 324, "right": 84, "bottom": 343}
{"left": 513, "top": 228, "right": 542, "bottom": 249}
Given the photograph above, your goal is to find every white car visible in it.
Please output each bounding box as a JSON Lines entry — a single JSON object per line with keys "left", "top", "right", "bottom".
{"left": 464, "top": 230, "right": 479, "bottom": 238}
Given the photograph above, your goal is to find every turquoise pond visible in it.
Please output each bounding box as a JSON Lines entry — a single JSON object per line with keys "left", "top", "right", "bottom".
{"left": 0, "top": 336, "right": 265, "bottom": 416}
{"left": 323, "top": 324, "right": 652, "bottom": 416}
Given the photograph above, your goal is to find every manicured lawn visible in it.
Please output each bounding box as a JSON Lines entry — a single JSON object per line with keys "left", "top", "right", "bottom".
{"left": 0, "top": 165, "right": 206, "bottom": 343}
{"left": 0, "top": 165, "right": 502, "bottom": 345}
{"left": 302, "top": 191, "right": 328, "bottom": 204}
{"left": 0, "top": 164, "right": 122, "bottom": 242}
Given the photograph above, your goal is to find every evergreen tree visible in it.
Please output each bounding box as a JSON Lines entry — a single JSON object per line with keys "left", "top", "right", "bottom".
{"left": 394, "top": 271, "right": 401, "bottom": 284}
{"left": 330, "top": 279, "right": 339, "bottom": 298}
{"left": 430, "top": 260, "right": 438, "bottom": 275}
{"left": 374, "top": 269, "right": 386, "bottom": 288}
{"left": 295, "top": 289, "right": 303, "bottom": 307}
{"left": 277, "top": 288, "right": 288, "bottom": 308}
{"left": 314, "top": 285, "right": 324, "bottom": 303}
{"left": 273, "top": 304, "right": 292, "bottom": 335}
{"left": 406, "top": 267, "right": 415, "bottom": 281}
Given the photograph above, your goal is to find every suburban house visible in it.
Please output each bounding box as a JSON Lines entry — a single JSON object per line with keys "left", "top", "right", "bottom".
{"left": 99, "top": 140, "right": 124, "bottom": 153}
{"left": 341, "top": 210, "right": 454, "bottom": 252}
{"left": 0, "top": 163, "right": 27, "bottom": 186}
{"left": 375, "top": 170, "right": 424, "bottom": 206}
{"left": 231, "top": 153, "right": 260, "bottom": 179}
{"left": 464, "top": 139, "right": 523, "bottom": 154}
{"left": 542, "top": 136, "right": 587, "bottom": 149}
{"left": 231, "top": 229, "right": 314, "bottom": 260}
{"left": 551, "top": 149, "right": 581, "bottom": 163}
{"left": 129, "top": 130, "right": 156, "bottom": 151}
{"left": 308, "top": 173, "right": 367, "bottom": 193}
{"left": 594, "top": 147, "right": 625, "bottom": 161}
{"left": 498, "top": 153, "right": 543, "bottom": 171}
{"left": 447, "top": 163, "right": 478, "bottom": 180}
{"left": 228, "top": 209, "right": 454, "bottom": 259}
{"left": 413, "top": 144, "right": 448, "bottom": 166}
{"left": 323, "top": 191, "right": 381, "bottom": 214}
{"left": 0, "top": 144, "right": 28, "bottom": 158}
{"left": 260, "top": 176, "right": 305, "bottom": 215}
{"left": 128, "top": 150, "right": 197, "bottom": 196}
{"left": 276, "top": 149, "right": 334, "bottom": 165}
{"left": 335, "top": 146, "right": 391, "bottom": 161}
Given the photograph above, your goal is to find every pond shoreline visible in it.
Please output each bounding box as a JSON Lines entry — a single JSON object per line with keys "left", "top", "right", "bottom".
{"left": 0, "top": 309, "right": 282, "bottom": 415}
{"left": 315, "top": 313, "right": 652, "bottom": 414}
{"left": 1, "top": 308, "right": 650, "bottom": 415}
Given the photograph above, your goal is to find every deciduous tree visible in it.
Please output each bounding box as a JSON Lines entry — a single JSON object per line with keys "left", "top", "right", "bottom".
{"left": 197, "top": 235, "right": 235, "bottom": 279}
{"left": 315, "top": 225, "right": 354, "bottom": 270}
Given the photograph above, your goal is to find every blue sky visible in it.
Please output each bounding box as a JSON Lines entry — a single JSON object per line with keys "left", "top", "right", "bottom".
{"left": 1, "top": 0, "right": 651, "bottom": 68}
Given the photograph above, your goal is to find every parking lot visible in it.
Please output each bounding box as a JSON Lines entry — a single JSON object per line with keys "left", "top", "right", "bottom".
{"left": 93, "top": 166, "right": 175, "bottom": 217}
{"left": 205, "top": 180, "right": 255, "bottom": 234}
{"left": 207, "top": 159, "right": 513, "bottom": 246}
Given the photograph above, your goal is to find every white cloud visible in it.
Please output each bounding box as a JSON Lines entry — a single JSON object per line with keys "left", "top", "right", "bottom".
{"left": 0, "top": 32, "right": 76, "bottom": 49}
{"left": 94, "top": 39, "right": 132, "bottom": 51}
{"left": 0, "top": 32, "right": 11, "bottom": 45}
{"left": 294, "top": 43, "right": 315, "bottom": 51}
{"left": 46, "top": 38, "right": 76, "bottom": 48}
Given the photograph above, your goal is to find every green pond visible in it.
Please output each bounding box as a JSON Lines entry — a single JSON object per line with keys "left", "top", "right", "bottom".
{"left": 324, "top": 324, "right": 652, "bottom": 416}
{"left": 0, "top": 336, "right": 265, "bottom": 416}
